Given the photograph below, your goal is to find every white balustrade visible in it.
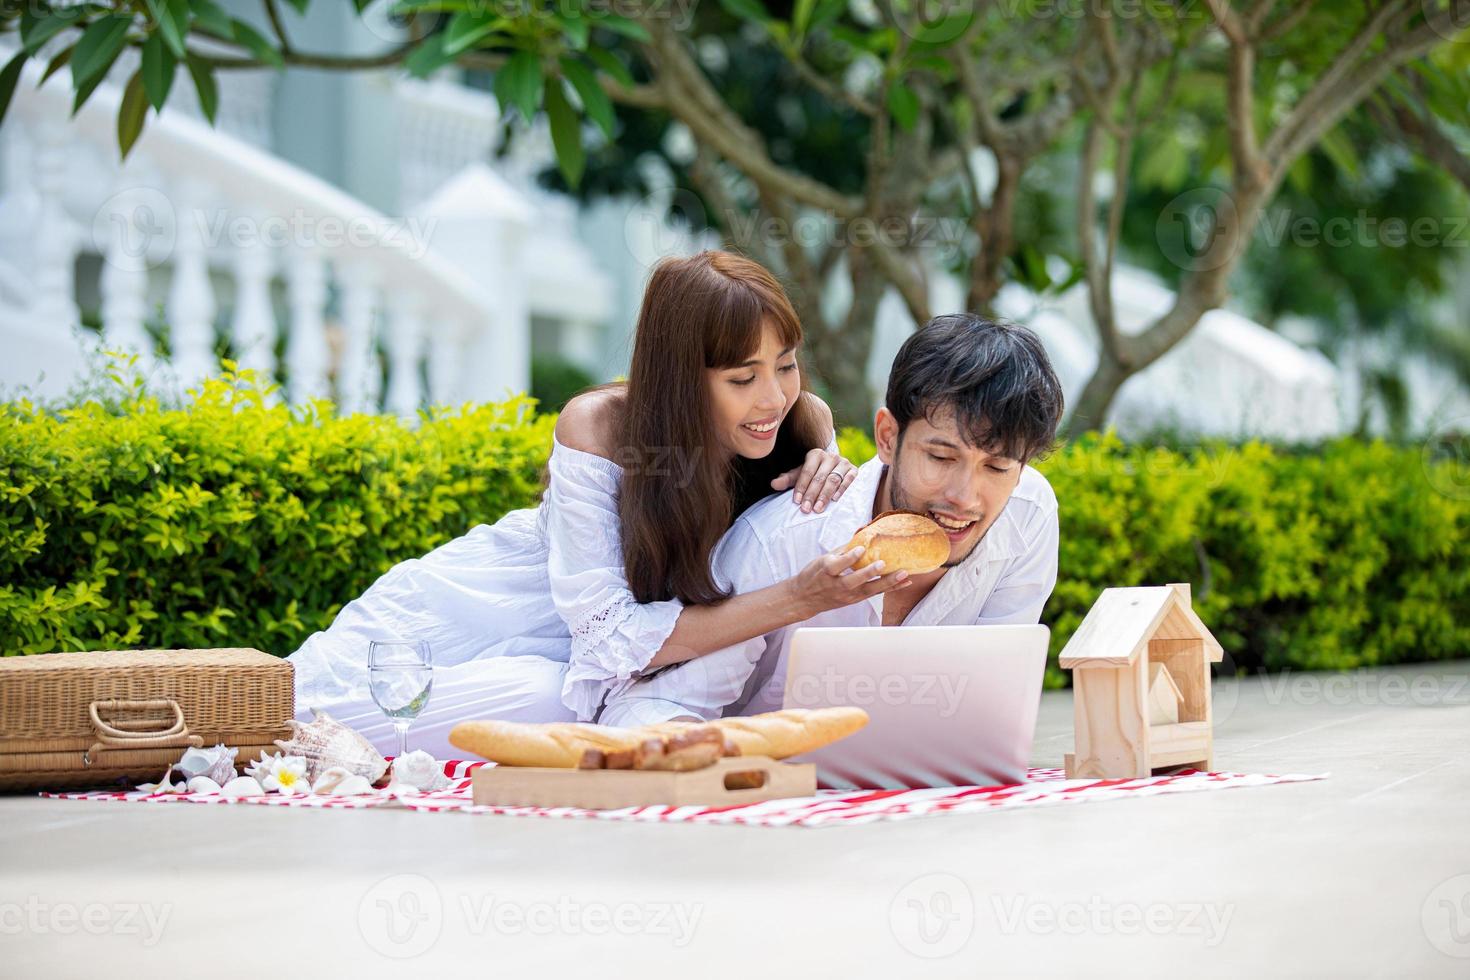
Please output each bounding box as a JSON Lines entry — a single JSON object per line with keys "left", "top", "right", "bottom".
{"left": 335, "top": 260, "right": 381, "bottom": 415}
{"left": 285, "top": 247, "right": 330, "bottom": 405}
{"left": 384, "top": 293, "right": 425, "bottom": 421}
{"left": 30, "top": 117, "right": 79, "bottom": 332}
{"left": 228, "top": 208, "right": 278, "bottom": 385}
{"left": 165, "top": 178, "right": 219, "bottom": 392}
{"left": 0, "top": 39, "right": 502, "bottom": 419}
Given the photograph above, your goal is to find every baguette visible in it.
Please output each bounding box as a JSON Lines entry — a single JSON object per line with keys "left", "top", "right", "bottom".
{"left": 449, "top": 707, "right": 869, "bottom": 768}
{"left": 843, "top": 511, "right": 949, "bottom": 575}
{"left": 642, "top": 707, "right": 870, "bottom": 760}
{"left": 448, "top": 720, "right": 645, "bottom": 769}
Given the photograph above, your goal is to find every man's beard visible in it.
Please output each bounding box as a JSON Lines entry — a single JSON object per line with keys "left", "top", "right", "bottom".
{"left": 885, "top": 459, "right": 987, "bottom": 568}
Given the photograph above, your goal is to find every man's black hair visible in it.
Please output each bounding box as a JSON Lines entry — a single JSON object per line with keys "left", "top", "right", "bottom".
{"left": 885, "top": 313, "right": 1065, "bottom": 462}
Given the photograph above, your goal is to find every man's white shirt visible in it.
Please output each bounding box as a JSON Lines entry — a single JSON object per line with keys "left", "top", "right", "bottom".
{"left": 597, "top": 455, "right": 1059, "bottom": 727}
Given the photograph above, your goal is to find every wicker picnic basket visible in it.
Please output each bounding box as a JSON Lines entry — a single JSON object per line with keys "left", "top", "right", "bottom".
{"left": 0, "top": 648, "right": 294, "bottom": 792}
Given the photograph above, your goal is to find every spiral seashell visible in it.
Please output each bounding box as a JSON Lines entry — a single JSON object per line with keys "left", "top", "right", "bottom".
{"left": 273, "top": 709, "right": 388, "bottom": 783}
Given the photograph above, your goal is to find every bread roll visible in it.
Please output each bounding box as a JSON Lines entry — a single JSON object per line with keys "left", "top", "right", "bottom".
{"left": 842, "top": 511, "right": 949, "bottom": 574}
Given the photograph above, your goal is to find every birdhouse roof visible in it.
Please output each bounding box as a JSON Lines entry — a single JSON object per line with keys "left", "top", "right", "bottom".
{"left": 1058, "top": 583, "right": 1224, "bottom": 668}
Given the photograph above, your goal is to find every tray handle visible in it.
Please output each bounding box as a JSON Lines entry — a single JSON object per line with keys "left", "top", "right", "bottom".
{"left": 84, "top": 699, "right": 204, "bottom": 765}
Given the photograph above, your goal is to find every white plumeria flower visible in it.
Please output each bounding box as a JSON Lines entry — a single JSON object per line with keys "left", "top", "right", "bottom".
{"left": 258, "top": 755, "right": 311, "bottom": 795}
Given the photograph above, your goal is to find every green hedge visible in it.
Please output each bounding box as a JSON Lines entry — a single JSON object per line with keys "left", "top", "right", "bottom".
{"left": 5, "top": 378, "right": 1467, "bottom": 689}
{"left": 840, "top": 428, "right": 1470, "bottom": 686}
{"left": 1, "top": 372, "right": 552, "bottom": 655}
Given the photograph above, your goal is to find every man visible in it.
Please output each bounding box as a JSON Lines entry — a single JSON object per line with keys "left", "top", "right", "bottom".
{"left": 597, "top": 312, "right": 1066, "bottom": 726}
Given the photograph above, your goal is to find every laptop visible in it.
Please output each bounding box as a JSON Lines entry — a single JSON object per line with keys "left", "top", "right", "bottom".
{"left": 780, "top": 624, "right": 1049, "bottom": 790}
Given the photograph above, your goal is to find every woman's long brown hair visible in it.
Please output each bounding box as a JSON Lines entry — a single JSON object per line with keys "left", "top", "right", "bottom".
{"left": 616, "top": 250, "right": 829, "bottom": 605}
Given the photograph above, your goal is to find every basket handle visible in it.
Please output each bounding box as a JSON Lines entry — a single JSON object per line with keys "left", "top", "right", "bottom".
{"left": 85, "top": 699, "right": 204, "bottom": 765}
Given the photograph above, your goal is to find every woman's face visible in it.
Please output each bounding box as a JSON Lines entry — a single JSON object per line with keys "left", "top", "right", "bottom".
{"left": 707, "top": 323, "right": 801, "bottom": 460}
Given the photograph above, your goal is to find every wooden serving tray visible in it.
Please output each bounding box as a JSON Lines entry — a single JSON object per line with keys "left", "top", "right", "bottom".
{"left": 471, "top": 756, "right": 816, "bottom": 809}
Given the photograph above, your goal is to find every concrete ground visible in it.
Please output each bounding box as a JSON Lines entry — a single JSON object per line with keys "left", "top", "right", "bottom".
{"left": 2, "top": 660, "right": 1468, "bottom": 979}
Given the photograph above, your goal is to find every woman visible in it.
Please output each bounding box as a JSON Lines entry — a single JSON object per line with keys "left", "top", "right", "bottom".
{"left": 288, "top": 251, "right": 911, "bottom": 757}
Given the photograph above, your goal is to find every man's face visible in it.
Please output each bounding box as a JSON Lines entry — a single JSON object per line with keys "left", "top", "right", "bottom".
{"left": 874, "top": 406, "right": 1023, "bottom": 568}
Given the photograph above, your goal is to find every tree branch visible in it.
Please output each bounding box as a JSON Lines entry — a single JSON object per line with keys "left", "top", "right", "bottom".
{"left": 1262, "top": 0, "right": 1411, "bottom": 166}
{"left": 262, "top": 0, "right": 293, "bottom": 55}
{"left": 1373, "top": 88, "right": 1470, "bottom": 194}
{"left": 640, "top": 16, "right": 862, "bottom": 218}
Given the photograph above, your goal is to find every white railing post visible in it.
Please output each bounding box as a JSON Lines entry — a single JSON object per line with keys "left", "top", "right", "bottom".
{"left": 426, "top": 316, "right": 463, "bottom": 407}
{"left": 285, "top": 245, "right": 330, "bottom": 405}
{"left": 98, "top": 178, "right": 161, "bottom": 367}
{"left": 385, "top": 292, "right": 424, "bottom": 421}
{"left": 165, "top": 180, "right": 218, "bottom": 392}
{"left": 229, "top": 208, "right": 278, "bottom": 389}
{"left": 336, "top": 259, "right": 380, "bottom": 414}
{"left": 30, "top": 116, "right": 80, "bottom": 332}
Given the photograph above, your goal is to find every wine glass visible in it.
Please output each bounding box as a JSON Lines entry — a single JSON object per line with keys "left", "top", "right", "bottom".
{"left": 368, "top": 639, "right": 433, "bottom": 759}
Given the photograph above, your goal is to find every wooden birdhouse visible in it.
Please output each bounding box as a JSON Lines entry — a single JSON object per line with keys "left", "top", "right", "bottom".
{"left": 1061, "top": 583, "right": 1224, "bottom": 779}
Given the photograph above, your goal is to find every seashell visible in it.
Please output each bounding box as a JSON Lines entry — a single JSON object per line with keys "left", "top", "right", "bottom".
{"left": 388, "top": 750, "right": 448, "bottom": 792}
{"left": 312, "top": 766, "right": 379, "bottom": 796}
{"left": 220, "top": 775, "right": 265, "bottom": 798}
{"left": 137, "top": 765, "right": 187, "bottom": 794}
{"left": 310, "top": 766, "right": 354, "bottom": 795}
{"left": 273, "top": 710, "right": 388, "bottom": 784}
{"left": 243, "top": 751, "right": 274, "bottom": 785}
{"left": 175, "top": 744, "right": 238, "bottom": 785}
{"left": 186, "top": 776, "right": 222, "bottom": 795}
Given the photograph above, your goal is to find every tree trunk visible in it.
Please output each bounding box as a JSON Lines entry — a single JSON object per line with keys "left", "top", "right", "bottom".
{"left": 806, "top": 248, "right": 887, "bottom": 429}
{"left": 1061, "top": 353, "right": 1131, "bottom": 439}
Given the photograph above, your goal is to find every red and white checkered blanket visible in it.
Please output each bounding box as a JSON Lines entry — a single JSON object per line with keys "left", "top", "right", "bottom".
{"left": 39, "top": 761, "right": 1324, "bottom": 828}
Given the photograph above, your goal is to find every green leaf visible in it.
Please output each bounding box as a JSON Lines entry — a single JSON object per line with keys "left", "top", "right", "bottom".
{"left": 185, "top": 54, "right": 218, "bottom": 124}
{"left": 444, "top": 10, "right": 507, "bottom": 55}
{"left": 146, "top": 0, "right": 191, "bottom": 60}
{"left": 73, "top": 45, "right": 127, "bottom": 117}
{"left": 189, "top": 0, "right": 232, "bottom": 36}
{"left": 560, "top": 57, "right": 614, "bottom": 140}
{"left": 0, "top": 51, "right": 27, "bottom": 132}
{"left": 22, "top": 7, "right": 85, "bottom": 55}
{"left": 809, "top": 0, "right": 847, "bottom": 32}
{"left": 493, "top": 49, "right": 543, "bottom": 125}
{"left": 141, "top": 32, "right": 176, "bottom": 110}
{"left": 558, "top": 11, "right": 589, "bottom": 51}
{"left": 118, "top": 69, "right": 149, "bottom": 159}
{"left": 593, "top": 14, "right": 650, "bottom": 42}
{"left": 404, "top": 32, "right": 458, "bottom": 79}
{"left": 281, "top": 0, "right": 310, "bottom": 14}
{"left": 544, "top": 78, "right": 584, "bottom": 188}
{"left": 793, "top": 0, "right": 815, "bottom": 35}
{"left": 40, "top": 44, "right": 75, "bottom": 85}
{"left": 586, "top": 45, "right": 633, "bottom": 89}
{"left": 72, "top": 15, "right": 133, "bottom": 89}
{"left": 719, "top": 0, "right": 770, "bottom": 22}
{"left": 1317, "top": 124, "right": 1360, "bottom": 180}
{"left": 231, "top": 19, "right": 285, "bottom": 68}
{"left": 887, "top": 78, "right": 918, "bottom": 130}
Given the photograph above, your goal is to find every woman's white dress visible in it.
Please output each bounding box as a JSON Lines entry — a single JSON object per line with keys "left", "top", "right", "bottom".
{"left": 287, "top": 435, "right": 687, "bottom": 758}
